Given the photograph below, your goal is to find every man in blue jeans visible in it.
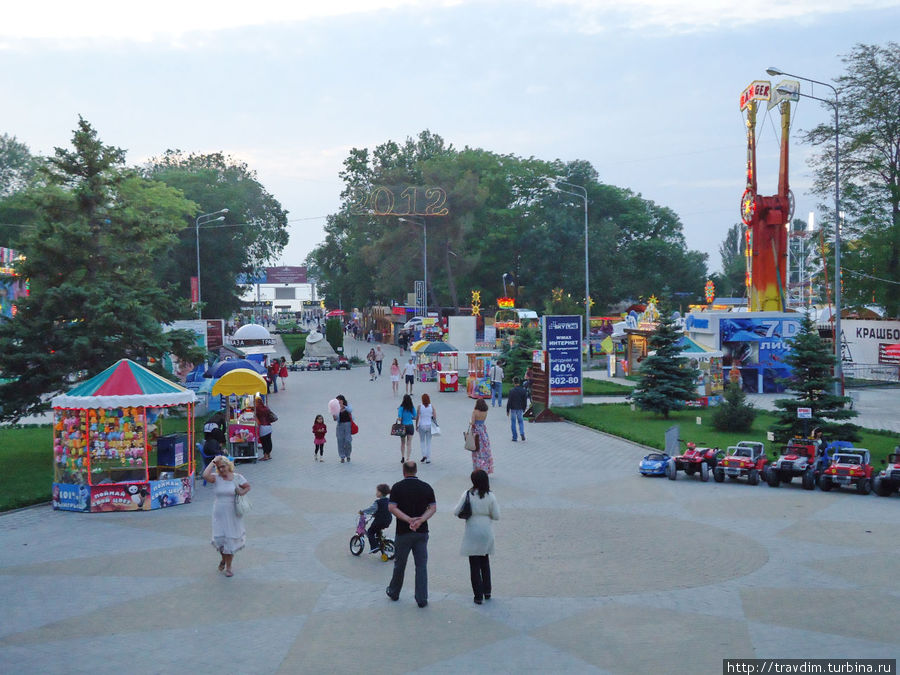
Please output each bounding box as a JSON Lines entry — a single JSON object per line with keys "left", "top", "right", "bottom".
{"left": 386, "top": 462, "right": 436, "bottom": 607}
{"left": 507, "top": 377, "right": 527, "bottom": 442}
{"left": 489, "top": 361, "right": 504, "bottom": 407}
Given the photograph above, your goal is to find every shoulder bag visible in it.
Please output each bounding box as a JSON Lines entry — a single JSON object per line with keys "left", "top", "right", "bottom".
{"left": 234, "top": 479, "right": 252, "bottom": 517}
{"left": 268, "top": 409, "right": 278, "bottom": 423}
{"left": 457, "top": 491, "right": 472, "bottom": 520}
{"left": 391, "top": 420, "right": 406, "bottom": 437}
{"left": 351, "top": 415, "right": 359, "bottom": 435}
{"left": 463, "top": 425, "right": 478, "bottom": 452}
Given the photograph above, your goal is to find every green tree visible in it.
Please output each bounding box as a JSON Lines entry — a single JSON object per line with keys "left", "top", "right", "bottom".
{"left": 0, "top": 133, "right": 37, "bottom": 198}
{"left": 144, "top": 151, "right": 290, "bottom": 319}
{"left": 711, "top": 382, "right": 757, "bottom": 432}
{"left": 714, "top": 223, "right": 747, "bottom": 297}
{"left": 770, "top": 313, "right": 859, "bottom": 442}
{"left": 803, "top": 42, "right": 900, "bottom": 316}
{"left": 325, "top": 317, "right": 344, "bottom": 353}
{"left": 498, "top": 324, "right": 541, "bottom": 383}
{"left": 0, "top": 118, "right": 203, "bottom": 422}
{"left": 630, "top": 307, "right": 699, "bottom": 418}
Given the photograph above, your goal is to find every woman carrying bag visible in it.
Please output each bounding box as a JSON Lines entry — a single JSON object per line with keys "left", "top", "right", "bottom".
{"left": 416, "top": 393, "right": 437, "bottom": 464}
{"left": 453, "top": 469, "right": 500, "bottom": 604}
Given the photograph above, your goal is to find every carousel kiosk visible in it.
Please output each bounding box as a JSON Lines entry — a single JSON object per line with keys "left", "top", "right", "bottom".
{"left": 212, "top": 368, "right": 268, "bottom": 462}
{"left": 51, "top": 359, "right": 196, "bottom": 512}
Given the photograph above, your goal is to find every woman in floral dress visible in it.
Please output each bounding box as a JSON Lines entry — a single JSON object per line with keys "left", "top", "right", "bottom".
{"left": 470, "top": 398, "right": 493, "bottom": 474}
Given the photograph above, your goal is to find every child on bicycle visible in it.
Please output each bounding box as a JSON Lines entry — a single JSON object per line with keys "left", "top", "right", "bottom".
{"left": 359, "top": 483, "right": 392, "bottom": 553}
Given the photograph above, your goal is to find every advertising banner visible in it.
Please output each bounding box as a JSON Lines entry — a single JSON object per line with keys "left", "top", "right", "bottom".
{"left": 544, "top": 315, "right": 583, "bottom": 405}
{"left": 840, "top": 320, "right": 900, "bottom": 365}
{"left": 52, "top": 483, "right": 90, "bottom": 512}
{"left": 265, "top": 266, "right": 307, "bottom": 284}
{"left": 90, "top": 484, "right": 152, "bottom": 512}
{"left": 150, "top": 477, "right": 194, "bottom": 508}
{"left": 719, "top": 315, "right": 801, "bottom": 393}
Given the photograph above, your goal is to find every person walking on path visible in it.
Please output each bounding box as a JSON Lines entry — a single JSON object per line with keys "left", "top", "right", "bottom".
{"left": 334, "top": 394, "right": 353, "bottom": 463}
{"left": 403, "top": 357, "right": 417, "bottom": 395}
{"left": 386, "top": 461, "right": 436, "bottom": 608}
{"left": 507, "top": 376, "right": 527, "bottom": 442}
{"left": 416, "top": 393, "right": 437, "bottom": 464}
{"left": 390, "top": 358, "right": 401, "bottom": 397}
{"left": 489, "top": 361, "right": 504, "bottom": 407}
{"left": 279, "top": 357, "right": 289, "bottom": 390}
{"left": 202, "top": 456, "right": 251, "bottom": 578}
{"left": 470, "top": 398, "right": 493, "bottom": 475}
{"left": 375, "top": 345, "right": 384, "bottom": 377}
{"left": 268, "top": 359, "right": 279, "bottom": 393}
{"left": 256, "top": 396, "right": 276, "bottom": 461}
{"left": 367, "top": 349, "right": 377, "bottom": 381}
{"left": 397, "top": 394, "right": 417, "bottom": 464}
{"left": 453, "top": 469, "right": 500, "bottom": 604}
{"left": 312, "top": 414, "right": 327, "bottom": 462}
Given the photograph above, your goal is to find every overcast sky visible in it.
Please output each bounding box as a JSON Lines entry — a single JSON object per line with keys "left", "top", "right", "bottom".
{"left": 2, "top": 0, "right": 898, "bottom": 274}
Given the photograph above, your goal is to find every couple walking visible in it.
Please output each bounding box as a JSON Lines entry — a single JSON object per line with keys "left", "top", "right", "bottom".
{"left": 397, "top": 393, "right": 438, "bottom": 464}
{"left": 386, "top": 462, "right": 500, "bottom": 608}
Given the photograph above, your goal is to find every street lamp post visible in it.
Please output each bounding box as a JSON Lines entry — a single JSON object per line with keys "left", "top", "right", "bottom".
{"left": 769, "top": 67, "right": 842, "bottom": 394}
{"left": 399, "top": 216, "right": 427, "bottom": 316}
{"left": 195, "top": 209, "right": 229, "bottom": 319}
{"left": 551, "top": 179, "right": 591, "bottom": 366}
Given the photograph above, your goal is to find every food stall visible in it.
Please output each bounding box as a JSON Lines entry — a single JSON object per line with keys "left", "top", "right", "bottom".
{"left": 421, "top": 342, "right": 460, "bottom": 392}
{"left": 466, "top": 352, "right": 496, "bottom": 399}
{"left": 212, "top": 368, "right": 268, "bottom": 462}
{"left": 51, "top": 359, "right": 196, "bottom": 512}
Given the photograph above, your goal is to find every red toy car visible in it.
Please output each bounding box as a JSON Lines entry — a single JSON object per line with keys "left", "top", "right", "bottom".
{"left": 874, "top": 452, "right": 900, "bottom": 497}
{"left": 818, "top": 448, "right": 873, "bottom": 494}
{"left": 666, "top": 442, "right": 723, "bottom": 482}
{"left": 714, "top": 441, "right": 768, "bottom": 485}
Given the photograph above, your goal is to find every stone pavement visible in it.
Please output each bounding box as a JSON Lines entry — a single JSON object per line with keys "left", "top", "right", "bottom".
{"left": 2, "top": 340, "right": 899, "bottom": 674}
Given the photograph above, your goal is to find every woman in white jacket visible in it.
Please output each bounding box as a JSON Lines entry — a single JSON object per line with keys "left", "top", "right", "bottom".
{"left": 453, "top": 469, "right": 500, "bottom": 604}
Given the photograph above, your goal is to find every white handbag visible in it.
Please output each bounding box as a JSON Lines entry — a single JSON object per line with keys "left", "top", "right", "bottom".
{"left": 431, "top": 423, "right": 441, "bottom": 437}
{"left": 235, "top": 492, "right": 252, "bottom": 517}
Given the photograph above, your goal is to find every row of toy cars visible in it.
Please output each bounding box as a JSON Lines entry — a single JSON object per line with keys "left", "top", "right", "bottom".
{"left": 640, "top": 437, "right": 900, "bottom": 497}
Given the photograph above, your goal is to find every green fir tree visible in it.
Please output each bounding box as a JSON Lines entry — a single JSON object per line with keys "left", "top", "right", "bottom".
{"left": 499, "top": 323, "right": 541, "bottom": 382}
{"left": 630, "top": 307, "right": 699, "bottom": 418}
{"left": 770, "top": 313, "right": 859, "bottom": 442}
{"left": 712, "top": 382, "right": 757, "bottom": 432}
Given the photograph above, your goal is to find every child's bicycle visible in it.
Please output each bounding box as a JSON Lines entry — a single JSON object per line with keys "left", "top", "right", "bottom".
{"left": 350, "top": 513, "right": 395, "bottom": 561}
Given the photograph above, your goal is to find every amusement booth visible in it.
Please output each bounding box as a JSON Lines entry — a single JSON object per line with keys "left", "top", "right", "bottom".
{"left": 212, "top": 368, "right": 269, "bottom": 462}
{"left": 420, "top": 342, "right": 459, "bottom": 391}
{"left": 466, "top": 352, "right": 496, "bottom": 399}
{"left": 51, "top": 359, "right": 196, "bottom": 513}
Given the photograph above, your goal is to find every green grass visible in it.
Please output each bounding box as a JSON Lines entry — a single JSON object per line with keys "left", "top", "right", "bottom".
{"left": 2, "top": 415, "right": 206, "bottom": 512}
{"left": 280, "top": 333, "right": 308, "bottom": 361}
{"left": 556, "top": 403, "right": 900, "bottom": 463}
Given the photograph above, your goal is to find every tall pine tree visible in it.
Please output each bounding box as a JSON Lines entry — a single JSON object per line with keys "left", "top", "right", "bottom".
{"left": 0, "top": 118, "right": 203, "bottom": 422}
{"left": 631, "top": 304, "right": 699, "bottom": 418}
{"left": 770, "top": 313, "right": 859, "bottom": 442}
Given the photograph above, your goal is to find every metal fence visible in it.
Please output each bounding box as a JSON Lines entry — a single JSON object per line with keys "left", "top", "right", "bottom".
{"left": 844, "top": 362, "right": 900, "bottom": 386}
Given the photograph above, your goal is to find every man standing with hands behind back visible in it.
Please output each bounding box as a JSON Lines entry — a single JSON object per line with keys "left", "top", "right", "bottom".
{"left": 386, "top": 461, "right": 436, "bottom": 608}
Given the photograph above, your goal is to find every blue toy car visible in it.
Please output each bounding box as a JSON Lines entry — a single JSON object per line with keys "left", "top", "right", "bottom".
{"left": 639, "top": 451, "right": 671, "bottom": 476}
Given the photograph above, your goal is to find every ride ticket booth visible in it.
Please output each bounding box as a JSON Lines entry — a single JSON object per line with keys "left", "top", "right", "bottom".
{"left": 212, "top": 368, "right": 268, "bottom": 463}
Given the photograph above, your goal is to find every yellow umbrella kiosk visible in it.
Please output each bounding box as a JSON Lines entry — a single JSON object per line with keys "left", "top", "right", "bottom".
{"left": 212, "top": 369, "right": 268, "bottom": 462}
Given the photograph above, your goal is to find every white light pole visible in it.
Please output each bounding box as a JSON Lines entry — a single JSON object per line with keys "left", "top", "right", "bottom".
{"left": 770, "top": 67, "right": 843, "bottom": 394}
{"left": 399, "top": 216, "right": 427, "bottom": 314}
{"left": 195, "top": 209, "right": 228, "bottom": 319}
{"left": 550, "top": 178, "right": 590, "bottom": 365}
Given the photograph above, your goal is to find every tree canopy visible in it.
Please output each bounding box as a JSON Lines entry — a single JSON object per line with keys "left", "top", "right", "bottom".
{"left": 0, "top": 118, "right": 204, "bottom": 421}
{"left": 803, "top": 42, "right": 900, "bottom": 317}
{"left": 308, "top": 131, "right": 708, "bottom": 312}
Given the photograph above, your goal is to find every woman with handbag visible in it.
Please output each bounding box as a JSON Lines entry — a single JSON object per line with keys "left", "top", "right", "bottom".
{"left": 469, "top": 398, "right": 493, "bottom": 475}
{"left": 256, "top": 397, "right": 276, "bottom": 461}
{"left": 416, "top": 393, "right": 437, "bottom": 464}
{"left": 396, "top": 394, "right": 416, "bottom": 464}
{"left": 202, "top": 456, "right": 251, "bottom": 578}
{"left": 334, "top": 394, "right": 353, "bottom": 463}
{"left": 453, "top": 469, "right": 500, "bottom": 604}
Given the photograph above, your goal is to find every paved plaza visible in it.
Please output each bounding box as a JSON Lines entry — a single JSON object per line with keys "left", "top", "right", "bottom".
{"left": 2, "top": 340, "right": 899, "bottom": 674}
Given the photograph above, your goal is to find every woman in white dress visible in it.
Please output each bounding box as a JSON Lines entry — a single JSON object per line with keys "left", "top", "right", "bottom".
{"left": 202, "top": 456, "right": 251, "bottom": 577}
{"left": 453, "top": 469, "right": 500, "bottom": 604}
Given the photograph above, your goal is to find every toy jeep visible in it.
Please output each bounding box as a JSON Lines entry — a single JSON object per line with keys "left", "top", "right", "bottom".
{"left": 666, "top": 442, "right": 723, "bottom": 482}
{"left": 335, "top": 355, "right": 351, "bottom": 370}
{"left": 818, "top": 448, "right": 873, "bottom": 494}
{"left": 714, "top": 441, "right": 768, "bottom": 485}
{"left": 766, "top": 437, "right": 820, "bottom": 490}
{"left": 873, "top": 452, "right": 900, "bottom": 497}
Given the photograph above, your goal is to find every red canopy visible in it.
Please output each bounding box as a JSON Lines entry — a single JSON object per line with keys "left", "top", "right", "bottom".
{"left": 326, "top": 310, "right": 345, "bottom": 317}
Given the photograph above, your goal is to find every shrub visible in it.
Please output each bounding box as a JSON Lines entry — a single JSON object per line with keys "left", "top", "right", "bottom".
{"left": 712, "top": 383, "right": 757, "bottom": 432}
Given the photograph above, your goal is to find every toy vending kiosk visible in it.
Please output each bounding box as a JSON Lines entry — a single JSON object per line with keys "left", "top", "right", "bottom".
{"left": 225, "top": 394, "right": 260, "bottom": 462}
{"left": 466, "top": 352, "right": 494, "bottom": 399}
{"left": 438, "top": 351, "right": 460, "bottom": 392}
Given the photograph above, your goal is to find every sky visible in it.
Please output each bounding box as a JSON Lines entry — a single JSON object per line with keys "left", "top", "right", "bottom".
{"left": 2, "top": 0, "right": 898, "bottom": 275}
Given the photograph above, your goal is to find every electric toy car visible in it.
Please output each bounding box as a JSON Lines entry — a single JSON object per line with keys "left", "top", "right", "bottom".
{"left": 639, "top": 451, "right": 671, "bottom": 477}
{"left": 873, "top": 451, "right": 900, "bottom": 497}
{"left": 335, "top": 355, "right": 351, "bottom": 370}
{"left": 714, "top": 441, "right": 768, "bottom": 485}
{"left": 766, "top": 437, "right": 822, "bottom": 490}
{"left": 666, "top": 442, "right": 723, "bottom": 482}
{"left": 818, "top": 448, "right": 874, "bottom": 494}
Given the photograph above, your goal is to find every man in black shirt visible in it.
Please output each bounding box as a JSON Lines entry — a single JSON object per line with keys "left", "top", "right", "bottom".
{"left": 507, "top": 376, "right": 528, "bottom": 442}
{"left": 386, "top": 461, "right": 436, "bottom": 607}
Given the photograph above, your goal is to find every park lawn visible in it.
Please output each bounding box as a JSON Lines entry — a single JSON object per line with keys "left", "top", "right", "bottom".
{"left": 459, "top": 377, "right": 632, "bottom": 396}
{"left": 555, "top": 403, "right": 899, "bottom": 464}
{"left": 2, "top": 416, "right": 206, "bottom": 513}
{"left": 280, "top": 333, "right": 308, "bottom": 361}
